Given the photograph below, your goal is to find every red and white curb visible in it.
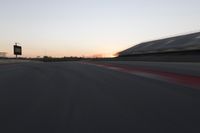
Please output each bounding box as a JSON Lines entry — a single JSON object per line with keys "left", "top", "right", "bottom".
{"left": 81, "top": 62, "right": 200, "bottom": 90}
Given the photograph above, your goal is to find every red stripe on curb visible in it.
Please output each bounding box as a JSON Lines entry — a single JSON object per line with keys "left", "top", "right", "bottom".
{"left": 83, "top": 62, "right": 200, "bottom": 89}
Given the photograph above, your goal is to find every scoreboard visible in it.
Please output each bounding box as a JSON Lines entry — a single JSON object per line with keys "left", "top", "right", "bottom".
{"left": 14, "top": 45, "right": 22, "bottom": 56}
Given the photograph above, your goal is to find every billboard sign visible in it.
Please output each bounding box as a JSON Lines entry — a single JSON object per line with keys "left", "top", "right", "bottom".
{"left": 14, "top": 45, "right": 22, "bottom": 55}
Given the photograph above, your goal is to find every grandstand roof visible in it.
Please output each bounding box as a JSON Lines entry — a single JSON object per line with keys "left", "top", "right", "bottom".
{"left": 119, "top": 32, "right": 200, "bottom": 56}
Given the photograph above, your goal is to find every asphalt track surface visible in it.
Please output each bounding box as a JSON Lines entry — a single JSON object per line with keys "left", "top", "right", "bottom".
{"left": 0, "top": 61, "right": 200, "bottom": 133}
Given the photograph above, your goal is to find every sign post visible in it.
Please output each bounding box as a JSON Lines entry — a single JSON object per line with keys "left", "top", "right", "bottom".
{"left": 14, "top": 43, "right": 22, "bottom": 58}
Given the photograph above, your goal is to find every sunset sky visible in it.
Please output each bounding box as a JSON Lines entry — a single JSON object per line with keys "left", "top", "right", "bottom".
{"left": 0, "top": 0, "right": 200, "bottom": 57}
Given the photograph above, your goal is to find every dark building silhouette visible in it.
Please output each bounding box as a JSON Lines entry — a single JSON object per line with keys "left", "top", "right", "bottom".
{"left": 0, "top": 52, "right": 7, "bottom": 57}
{"left": 118, "top": 32, "right": 200, "bottom": 56}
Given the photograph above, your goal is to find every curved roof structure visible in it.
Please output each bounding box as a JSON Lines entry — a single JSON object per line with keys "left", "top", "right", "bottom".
{"left": 119, "top": 32, "right": 200, "bottom": 56}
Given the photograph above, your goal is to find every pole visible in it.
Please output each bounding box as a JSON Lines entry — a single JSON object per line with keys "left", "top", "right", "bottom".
{"left": 15, "top": 43, "right": 17, "bottom": 59}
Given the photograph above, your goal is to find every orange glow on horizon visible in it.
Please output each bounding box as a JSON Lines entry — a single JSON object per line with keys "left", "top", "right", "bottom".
{"left": 5, "top": 50, "right": 119, "bottom": 58}
{"left": 3, "top": 42, "right": 123, "bottom": 58}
